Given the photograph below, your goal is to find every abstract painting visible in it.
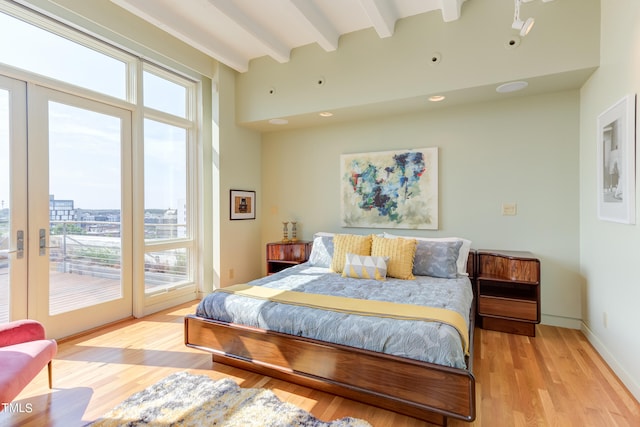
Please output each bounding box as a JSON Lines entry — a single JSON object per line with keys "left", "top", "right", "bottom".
{"left": 340, "top": 147, "right": 438, "bottom": 229}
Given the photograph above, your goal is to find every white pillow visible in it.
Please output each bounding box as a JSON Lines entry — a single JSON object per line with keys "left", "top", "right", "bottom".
{"left": 383, "top": 232, "right": 472, "bottom": 276}
{"left": 313, "top": 231, "right": 335, "bottom": 238}
{"left": 308, "top": 235, "right": 334, "bottom": 268}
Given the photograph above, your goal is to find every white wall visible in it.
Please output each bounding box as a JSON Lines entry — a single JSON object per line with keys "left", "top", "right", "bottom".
{"left": 262, "top": 90, "right": 582, "bottom": 329}
{"left": 579, "top": 0, "right": 640, "bottom": 401}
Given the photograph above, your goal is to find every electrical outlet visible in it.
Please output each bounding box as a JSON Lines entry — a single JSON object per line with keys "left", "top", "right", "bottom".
{"left": 502, "top": 202, "right": 517, "bottom": 216}
{"left": 603, "top": 312, "right": 608, "bottom": 328}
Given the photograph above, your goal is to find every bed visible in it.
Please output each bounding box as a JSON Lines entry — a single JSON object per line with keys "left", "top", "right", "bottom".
{"left": 185, "top": 233, "right": 476, "bottom": 426}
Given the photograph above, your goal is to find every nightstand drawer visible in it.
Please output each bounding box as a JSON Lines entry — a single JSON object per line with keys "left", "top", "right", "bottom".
{"left": 479, "top": 296, "right": 537, "bottom": 321}
{"left": 266, "top": 241, "right": 312, "bottom": 275}
{"left": 267, "top": 243, "right": 309, "bottom": 262}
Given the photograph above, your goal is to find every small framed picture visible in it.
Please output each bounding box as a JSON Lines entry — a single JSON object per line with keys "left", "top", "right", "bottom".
{"left": 596, "top": 94, "right": 636, "bottom": 224}
{"left": 230, "top": 190, "right": 256, "bottom": 220}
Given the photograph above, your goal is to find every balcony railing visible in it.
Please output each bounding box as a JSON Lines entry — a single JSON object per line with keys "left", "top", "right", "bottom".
{"left": 50, "top": 220, "right": 189, "bottom": 287}
{"left": 1, "top": 221, "right": 193, "bottom": 321}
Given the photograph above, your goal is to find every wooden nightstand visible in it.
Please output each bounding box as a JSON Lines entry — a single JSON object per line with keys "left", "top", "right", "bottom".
{"left": 476, "top": 250, "right": 541, "bottom": 337}
{"left": 266, "top": 241, "right": 312, "bottom": 275}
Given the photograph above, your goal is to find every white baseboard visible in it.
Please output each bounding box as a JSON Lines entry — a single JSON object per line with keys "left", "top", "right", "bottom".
{"left": 140, "top": 293, "right": 198, "bottom": 317}
{"left": 581, "top": 322, "right": 640, "bottom": 403}
{"left": 541, "top": 314, "right": 582, "bottom": 330}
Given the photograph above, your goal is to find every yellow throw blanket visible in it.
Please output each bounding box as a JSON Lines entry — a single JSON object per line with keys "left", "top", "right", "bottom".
{"left": 216, "top": 284, "right": 469, "bottom": 355}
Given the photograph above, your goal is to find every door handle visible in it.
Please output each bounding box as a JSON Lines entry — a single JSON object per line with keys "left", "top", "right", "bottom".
{"left": 1, "top": 230, "right": 24, "bottom": 259}
{"left": 39, "top": 228, "right": 47, "bottom": 256}
{"left": 16, "top": 230, "right": 24, "bottom": 258}
{"left": 38, "top": 228, "right": 59, "bottom": 255}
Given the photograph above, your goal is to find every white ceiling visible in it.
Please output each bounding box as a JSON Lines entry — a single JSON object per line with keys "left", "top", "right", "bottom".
{"left": 110, "top": 0, "right": 468, "bottom": 73}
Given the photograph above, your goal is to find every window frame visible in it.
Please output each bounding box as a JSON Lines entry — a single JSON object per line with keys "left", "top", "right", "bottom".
{"left": 141, "top": 63, "right": 199, "bottom": 300}
{"left": 0, "top": 4, "right": 203, "bottom": 316}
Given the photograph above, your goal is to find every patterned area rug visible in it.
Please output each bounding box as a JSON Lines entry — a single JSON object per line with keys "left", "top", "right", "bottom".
{"left": 89, "top": 371, "right": 372, "bottom": 426}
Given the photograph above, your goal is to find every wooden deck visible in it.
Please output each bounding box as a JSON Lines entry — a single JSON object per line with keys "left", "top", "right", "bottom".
{"left": 48, "top": 271, "right": 123, "bottom": 315}
{"left": 0, "top": 268, "right": 175, "bottom": 321}
{"left": 0, "top": 270, "right": 121, "bottom": 320}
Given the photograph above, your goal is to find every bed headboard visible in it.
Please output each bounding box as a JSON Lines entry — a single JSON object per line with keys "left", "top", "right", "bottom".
{"left": 466, "top": 250, "right": 476, "bottom": 280}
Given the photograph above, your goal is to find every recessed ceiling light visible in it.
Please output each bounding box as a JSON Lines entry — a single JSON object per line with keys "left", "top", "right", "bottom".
{"left": 319, "top": 112, "right": 333, "bottom": 117}
{"left": 496, "top": 81, "right": 528, "bottom": 93}
{"left": 268, "top": 118, "right": 288, "bottom": 125}
{"left": 429, "top": 95, "right": 446, "bottom": 102}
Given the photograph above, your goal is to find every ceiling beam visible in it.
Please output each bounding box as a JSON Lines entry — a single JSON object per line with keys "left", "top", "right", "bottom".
{"left": 358, "top": 0, "right": 397, "bottom": 38}
{"left": 208, "top": 0, "right": 290, "bottom": 64}
{"left": 177, "top": 25, "right": 248, "bottom": 72}
{"left": 111, "top": 0, "right": 249, "bottom": 72}
{"left": 289, "top": 0, "right": 339, "bottom": 52}
{"left": 440, "top": 0, "right": 465, "bottom": 22}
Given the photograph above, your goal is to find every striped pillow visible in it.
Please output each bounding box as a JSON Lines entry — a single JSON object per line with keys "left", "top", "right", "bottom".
{"left": 342, "top": 253, "right": 389, "bottom": 280}
{"left": 371, "top": 235, "right": 417, "bottom": 280}
{"left": 330, "top": 234, "right": 372, "bottom": 273}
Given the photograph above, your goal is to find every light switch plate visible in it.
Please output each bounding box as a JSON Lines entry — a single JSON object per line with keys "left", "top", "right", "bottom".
{"left": 502, "top": 202, "right": 517, "bottom": 216}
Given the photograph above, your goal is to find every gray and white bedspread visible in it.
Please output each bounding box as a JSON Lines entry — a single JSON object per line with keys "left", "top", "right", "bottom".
{"left": 196, "top": 263, "right": 474, "bottom": 369}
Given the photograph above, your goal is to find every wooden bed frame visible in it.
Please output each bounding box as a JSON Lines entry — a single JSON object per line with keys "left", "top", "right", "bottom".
{"left": 185, "top": 252, "right": 476, "bottom": 426}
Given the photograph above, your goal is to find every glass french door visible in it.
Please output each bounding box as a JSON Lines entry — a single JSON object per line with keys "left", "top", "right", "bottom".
{"left": 0, "top": 75, "right": 28, "bottom": 323}
{"left": 2, "top": 80, "right": 133, "bottom": 338}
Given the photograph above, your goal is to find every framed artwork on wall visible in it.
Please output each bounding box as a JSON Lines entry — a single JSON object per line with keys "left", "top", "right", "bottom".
{"left": 230, "top": 190, "right": 256, "bottom": 220}
{"left": 596, "top": 94, "right": 636, "bottom": 224}
{"left": 340, "top": 147, "right": 438, "bottom": 229}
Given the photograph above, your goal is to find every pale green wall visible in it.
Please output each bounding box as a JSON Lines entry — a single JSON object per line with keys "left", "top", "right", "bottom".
{"left": 213, "top": 65, "right": 263, "bottom": 289}
{"left": 579, "top": 0, "right": 640, "bottom": 401}
{"left": 237, "top": 0, "right": 599, "bottom": 125}
{"left": 262, "top": 90, "right": 582, "bottom": 328}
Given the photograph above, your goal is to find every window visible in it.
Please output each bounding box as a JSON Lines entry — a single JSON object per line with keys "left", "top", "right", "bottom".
{"left": 142, "top": 66, "right": 196, "bottom": 295}
{"left": 0, "top": 89, "right": 8, "bottom": 323}
{"left": 0, "top": 5, "right": 201, "bottom": 317}
{"left": 0, "top": 12, "right": 128, "bottom": 99}
{"left": 143, "top": 120, "right": 187, "bottom": 240}
{"left": 143, "top": 70, "right": 188, "bottom": 118}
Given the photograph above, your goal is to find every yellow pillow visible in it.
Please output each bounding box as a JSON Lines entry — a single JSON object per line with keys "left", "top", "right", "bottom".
{"left": 371, "top": 235, "right": 417, "bottom": 280}
{"left": 331, "top": 234, "right": 372, "bottom": 273}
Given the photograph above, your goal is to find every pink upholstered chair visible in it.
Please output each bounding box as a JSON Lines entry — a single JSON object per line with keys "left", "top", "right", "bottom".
{"left": 0, "top": 320, "right": 57, "bottom": 409}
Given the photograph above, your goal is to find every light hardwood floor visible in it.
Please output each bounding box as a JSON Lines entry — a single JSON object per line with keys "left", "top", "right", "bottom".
{"left": 1, "top": 301, "right": 638, "bottom": 427}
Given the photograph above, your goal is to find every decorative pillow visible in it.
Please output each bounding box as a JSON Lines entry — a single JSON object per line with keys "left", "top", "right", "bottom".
{"left": 371, "top": 235, "right": 417, "bottom": 280}
{"left": 413, "top": 240, "right": 463, "bottom": 278}
{"left": 330, "top": 234, "right": 373, "bottom": 273}
{"left": 341, "top": 253, "right": 389, "bottom": 280}
{"left": 313, "top": 231, "right": 335, "bottom": 238}
{"left": 383, "top": 232, "right": 472, "bottom": 276}
{"left": 308, "top": 235, "right": 334, "bottom": 268}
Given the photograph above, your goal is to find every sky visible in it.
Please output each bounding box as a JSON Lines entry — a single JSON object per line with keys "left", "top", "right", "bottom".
{"left": 0, "top": 10, "right": 189, "bottom": 212}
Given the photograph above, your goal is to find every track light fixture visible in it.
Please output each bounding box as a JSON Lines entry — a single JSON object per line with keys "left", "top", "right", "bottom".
{"left": 512, "top": 0, "right": 534, "bottom": 36}
{"left": 512, "top": 0, "right": 555, "bottom": 38}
